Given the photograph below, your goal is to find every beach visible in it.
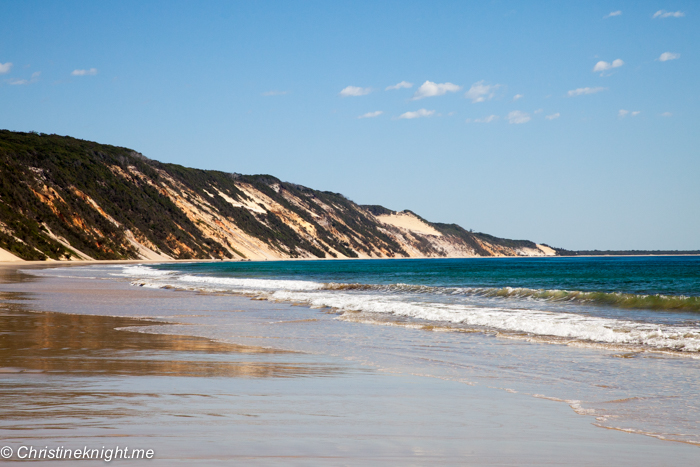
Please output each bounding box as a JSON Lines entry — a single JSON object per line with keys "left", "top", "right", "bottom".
{"left": 1, "top": 260, "right": 699, "bottom": 465}
{"left": 3, "top": 2, "right": 696, "bottom": 464}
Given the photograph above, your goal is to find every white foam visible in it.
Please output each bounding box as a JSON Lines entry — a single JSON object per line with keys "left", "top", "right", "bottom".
{"left": 120, "top": 268, "right": 700, "bottom": 352}
{"left": 117, "top": 265, "right": 175, "bottom": 277}
{"left": 176, "top": 274, "right": 323, "bottom": 291}
{"left": 267, "top": 290, "right": 700, "bottom": 352}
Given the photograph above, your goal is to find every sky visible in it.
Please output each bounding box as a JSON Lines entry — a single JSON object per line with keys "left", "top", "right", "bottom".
{"left": 1, "top": 0, "right": 697, "bottom": 250}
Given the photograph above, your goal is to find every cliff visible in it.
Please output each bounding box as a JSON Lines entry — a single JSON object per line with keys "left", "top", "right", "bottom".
{"left": 0, "top": 130, "right": 556, "bottom": 261}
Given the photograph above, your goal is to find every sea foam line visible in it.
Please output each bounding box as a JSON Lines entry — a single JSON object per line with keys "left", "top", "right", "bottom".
{"left": 122, "top": 266, "right": 700, "bottom": 352}
{"left": 324, "top": 283, "right": 700, "bottom": 312}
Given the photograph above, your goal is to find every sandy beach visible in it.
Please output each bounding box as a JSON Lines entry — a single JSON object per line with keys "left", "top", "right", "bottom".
{"left": 0, "top": 262, "right": 698, "bottom": 465}
{"left": 3, "top": 1, "right": 697, "bottom": 464}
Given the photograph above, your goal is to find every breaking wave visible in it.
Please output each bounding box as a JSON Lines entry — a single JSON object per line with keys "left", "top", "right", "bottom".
{"left": 323, "top": 283, "right": 700, "bottom": 312}
{"left": 121, "top": 265, "right": 700, "bottom": 353}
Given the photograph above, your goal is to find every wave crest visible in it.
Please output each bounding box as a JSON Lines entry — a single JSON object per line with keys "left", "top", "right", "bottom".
{"left": 323, "top": 283, "right": 700, "bottom": 312}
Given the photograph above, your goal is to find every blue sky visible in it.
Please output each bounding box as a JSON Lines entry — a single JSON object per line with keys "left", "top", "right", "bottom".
{"left": 1, "top": 1, "right": 697, "bottom": 250}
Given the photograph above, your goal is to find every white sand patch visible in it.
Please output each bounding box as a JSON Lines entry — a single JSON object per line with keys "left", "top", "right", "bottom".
{"left": 214, "top": 187, "right": 266, "bottom": 214}
{"left": 537, "top": 244, "right": 556, "bottom": 256}
{"left": 376, "top": 212, "right": 443, "bottom": 237}
{"left": 0, "top": 247, "right": 23, "bottom": 262}
{"left": 41, "top": 224, "right": 95, "bottom": 260}
{"left": 124, "top": 230, "right": 173, "bottom": 261}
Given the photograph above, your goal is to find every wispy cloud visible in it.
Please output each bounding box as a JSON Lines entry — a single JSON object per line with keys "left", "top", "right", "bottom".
{"left": 398, "top": 109, "right": 435, "bottom": 119}
{"left": 464, "top": 81, "right": 500, "bottom": 103}
{"left": 72, "top": 68, "right": 98, "bottom": 76}
{"left": 261, "top": 90, "right": 288, "bottom": 96}
{"left": 513, "top": 94, "right": 523, "bottom": 101}
{"left": 0, "top": 62, "right": 12, "bottom": 74}
{"left": 661, "top": 112, "right": 672, "bottom": 117}
{"left": 386, "top": 81, "right": 413, "bottom": 90}
{"left": 533, "top": 109, "right": 543, "bottom": 114}
{"left": 653, "top": 10, "right": 684, "bottom": 19}
{"left": 604, "top": 11, "right": 622, "bottom": 18}
{"left": 545, "top": 113, "right": 560, "bottom": 120}
{"left": 358, "top": 111, "right": 383, "bottom": 119}
{"left": 618, "top": 109, "right": 642, "bottom": 118}
{"left": 466, "top": 115, "right": 498, "bottom": 123}
{"left": 658, "top": 52, "right": 680, "bottom": 62}
{"left": 593, "top": 59, "right": 624, "bottom": 74}
{"left": 412, "top": 81, "right": 461, "bottom": 100}
{"left": 8, "top": 71, "right": 40, "bottom": 85}
{"left": 340, "top": 86, "right": 372, "bottom": 97}
{"left": 568, "top": 87, "right": 606, "bottom": 97}
{"left": 507, "top": 110, "right": 531, "bottom": 124}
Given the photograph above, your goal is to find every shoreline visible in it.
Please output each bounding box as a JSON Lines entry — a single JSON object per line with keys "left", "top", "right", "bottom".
{"left": 1, "top": 263, "right": 699, "bottom": 464}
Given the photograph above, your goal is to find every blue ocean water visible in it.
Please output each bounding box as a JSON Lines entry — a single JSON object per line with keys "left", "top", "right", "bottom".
{"left": 152, "top": 256, "right": 700, "bottom": 298}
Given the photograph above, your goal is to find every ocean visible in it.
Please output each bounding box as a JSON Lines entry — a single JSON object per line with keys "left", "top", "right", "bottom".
{"left": 32, "top": 256, "right": 700, "bottom": 446}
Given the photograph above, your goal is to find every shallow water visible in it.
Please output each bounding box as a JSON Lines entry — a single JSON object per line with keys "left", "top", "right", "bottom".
{"left": 24, "top": 257, "right": 700, "bottom": 447}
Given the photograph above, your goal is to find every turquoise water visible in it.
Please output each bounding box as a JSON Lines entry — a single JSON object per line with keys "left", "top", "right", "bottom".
{"left": 153, "top": 256, "right": 700, "bottom": 298}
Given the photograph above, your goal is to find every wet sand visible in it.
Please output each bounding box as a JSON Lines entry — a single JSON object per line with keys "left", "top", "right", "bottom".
{"left": 0, "top": 264, "right": 699, "bottom": 465}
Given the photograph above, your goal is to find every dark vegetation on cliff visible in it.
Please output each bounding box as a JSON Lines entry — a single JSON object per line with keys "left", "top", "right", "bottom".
{"left": 0, "top": 131, "right": 413, "bottom": 260}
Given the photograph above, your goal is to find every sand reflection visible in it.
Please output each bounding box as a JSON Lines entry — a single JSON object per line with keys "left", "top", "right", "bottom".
{"left": 0, "top": 292, "right": 345, "bottom": 379}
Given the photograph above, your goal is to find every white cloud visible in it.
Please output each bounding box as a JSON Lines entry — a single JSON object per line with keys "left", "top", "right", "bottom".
{"left": 386, "top": 81, "right": 413, "bottom": 90}
{"left": 464, "top": 81, "right": 500, "bottom": 103}
{"left": 661, "top": 112, "right": 672, "bottom": 117}
{"left": 412, "top": 81, "right": 461, "bottom": 100}
{"left": 358, "top": 111, "right": 383, "bottom": 119}
{"left": 340, "top": 86, "right": 372, "bottom": 97}
{"left": 620, "top": 110, "right": 641, "bottom": 118}
{"left": 653, "top": 10, "right": 684, "bottom": 18}
{"left": 513, "top": 94, "right": 523, "bottom": 101}
{"left": 604, "top": 11, "right": 622, "bottom": 18}
{"left": 568, "top": 87, "right": 606, "bottom": 97}
{"left": 466, "top": 115, "right": 499, "bottom": 123}
{"left": 72, "top": 68, "right": 98, "bottom": 76}
{"left": 545, "top": 113, "right": 560, "bottom": 120}
{"left": 533, "top": 109, "right": 543, "bottom": 114}
{"left": 593, "top": 59, "right": 624, "bottom": 73}
{"left": 0, "top": 62, "right": 12, "bottom": 74}
{"left": 658, "top": 52, "right": 680, "bottom": 62}
{"left": 507, "top": 110, "right": 531, "bottom": 124}
{"left": 262, "top": 90, "right": 288, "bottom": 96}
{"left": 398, "top": 109, "right": 435, "bottom": 119}
{"left": 8, "top": 71, "right": 40, "bottom": 85}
